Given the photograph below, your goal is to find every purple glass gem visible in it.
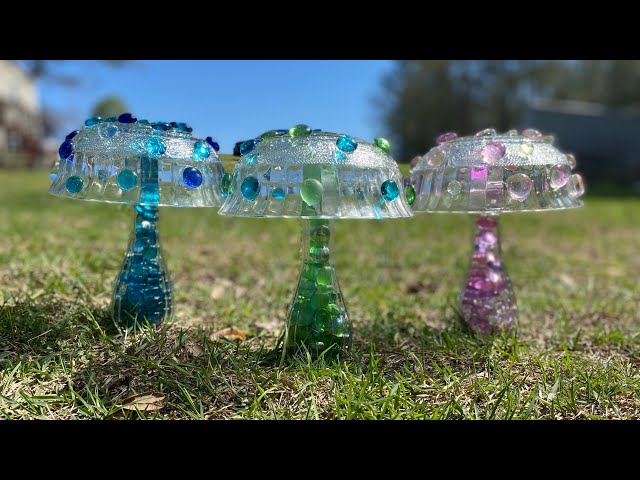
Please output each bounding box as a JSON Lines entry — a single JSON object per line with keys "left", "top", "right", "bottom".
{"left": 118, "top": 113, "right": 137, "bottom": 124}
{"left": 436, "top": 132, "right": 458, "bottom": 144}
{"left": 459, "top": 215, "right": 517, "bottom": 334}
{"left": 522, "top": 128, "right": 542, "bottom": 139}
{"left": 481, "top": 141, "right": 506, "bottom": 163}
{"left": 403, "top": 177, "right": 412, "bottom": 187}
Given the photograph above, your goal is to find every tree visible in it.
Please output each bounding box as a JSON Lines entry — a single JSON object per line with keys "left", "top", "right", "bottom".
{"left": 92, "top": 96, "right": 129, "bottom": 119}
{"left": 375, "top": 60, "right": 640, "bottom": 162}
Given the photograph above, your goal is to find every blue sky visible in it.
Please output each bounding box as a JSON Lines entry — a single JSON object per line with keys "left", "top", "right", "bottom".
{"left": 35, "top": 60, "right": 395, "bottom": 154}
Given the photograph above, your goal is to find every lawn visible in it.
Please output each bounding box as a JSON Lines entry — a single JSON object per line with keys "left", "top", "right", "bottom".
{"left": 0, "top": 165, "right": 639, "bottom": 419}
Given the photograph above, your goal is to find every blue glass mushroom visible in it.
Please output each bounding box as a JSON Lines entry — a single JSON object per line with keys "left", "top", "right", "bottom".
{"left": 49, "top": 115, "right": 227, "bottom": 326}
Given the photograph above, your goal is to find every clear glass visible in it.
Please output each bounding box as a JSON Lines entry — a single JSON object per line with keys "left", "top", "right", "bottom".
{"left": 112, "top": 205, "right": 173, "bottom": 326}
{"left": 286, "top": 219, "right": 351, "bottom": 356}
{"left": 457, "top": 214, "right": 517, "bottom": 333}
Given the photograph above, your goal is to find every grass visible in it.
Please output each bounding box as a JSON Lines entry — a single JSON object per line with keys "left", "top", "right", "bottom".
{"left": 0, "top": 165, "right": 639, "bottom": 419}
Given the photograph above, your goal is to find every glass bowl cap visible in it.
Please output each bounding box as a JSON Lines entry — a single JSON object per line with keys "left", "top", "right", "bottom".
{"left": 48, "top": 115, "right": 226, "bottom": 207}
{"left": 219, "top": 126, "right": 413, "bottom": 219}
{"left": 409, "top": 128, "right": 586, "bottom": 213}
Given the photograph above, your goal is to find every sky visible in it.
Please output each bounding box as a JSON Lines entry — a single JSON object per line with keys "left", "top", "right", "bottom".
{"left": 35, "top": 60, "right": 395, "bottom": 154}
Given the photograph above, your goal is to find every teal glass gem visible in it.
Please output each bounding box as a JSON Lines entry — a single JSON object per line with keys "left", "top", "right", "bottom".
{"left": 98, "top": 122, "right": 118, "bottom": 139}
{"left": 404, "top": 184, "right": 416, "bottom": 206}
{"left": 272, "top": 187, "right": 286, "bottom": 199}
{"left": 240, "top": 139, "right": 258, "bottom": 156}
{"left": 381, "top": 179, "right": 399, "bottom": 202}
{"left": 98, "top": 169, "right": 108, "bottom": 182}
{"left": 246, "top": 153, "right": 257, "bottom": 165}
{"left": 105, "top": 116, "right": 117, "bottom": 122}
{"left": 301, "top": 178, "right": 323, "bottom": 207}
{"left": 118, "top": 169, "right": 138, "bottom": 190}
{"left": 336, "top": 135, "right": 357, "bottom": 153}
{"left": 334, "top": 151, "right": 346, "bottom": 162}
{"left": 65, "top": 176, "right": 84, "bottom": 194}
{"left": 183, "top": 167, "right": 203, "bottom": 188}
{"left": 289, "top": 124, "right": 312, "bottom": 138}
{"left": 221, "top": 172, "right": 232, "bottom": 198}
{"left": 374, "top": 137, "right": 391, "bottom": 154}
{"left": 85, "top": 116, "right": 102, "bottom": 127}
{"left": 145, "top": 136, "right": 167, "bottom": 157}
{"left": 193, "top": 141, "right": 211, "bottom": 160}
{"left": 241, "top": 176, "right": 260, "bottom": 201}
{"left": 138, "top": 119, "right": 149, "bottom": 125}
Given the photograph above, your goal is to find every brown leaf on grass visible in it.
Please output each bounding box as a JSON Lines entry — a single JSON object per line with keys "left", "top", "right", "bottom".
{"left": 120, "top": 392, "right": 165, "bottom": 411}
{"left": 211, "top": 326, "right": 247, "bottom": 342}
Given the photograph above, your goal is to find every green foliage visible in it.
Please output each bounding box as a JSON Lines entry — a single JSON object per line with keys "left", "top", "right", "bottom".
{"left": 0, "top": 171, "right": 639, "bottom": 419}
{"left": 92, "top": 95, "right": 129, "bottom": 119}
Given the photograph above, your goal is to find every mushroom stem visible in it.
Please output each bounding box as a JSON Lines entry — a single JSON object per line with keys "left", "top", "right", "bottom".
{"left": 285, "top": 219, "right": 351, "bottom": 357}
{"left": 458, "top": 214, "right": 517, "bottom": 334}
{"left": 112, "top": 205, "right": 173, "bottom": 326}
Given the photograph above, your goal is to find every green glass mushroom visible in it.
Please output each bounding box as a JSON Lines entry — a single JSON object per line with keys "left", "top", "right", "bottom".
{"left": 49, "top": 115, "right": 226, "bottom": 326}
{"left": 219, "top": 126, "right": 413, "bottom": 358}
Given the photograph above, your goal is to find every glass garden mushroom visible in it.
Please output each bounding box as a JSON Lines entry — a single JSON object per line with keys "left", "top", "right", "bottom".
{"left": 219, "top": 125, "right": 413, "bottom": 357}
{"left": 408, "top": 128, "right": 585, "bottom": 334}
{"left": 49, "top": 114, "right": 226, "bottom": 326}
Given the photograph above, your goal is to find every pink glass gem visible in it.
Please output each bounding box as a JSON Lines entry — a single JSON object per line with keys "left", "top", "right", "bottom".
{"left": 566, "top": 153, "right": 577, "bottom": 169}
{"left": 569, "top": 173, "right": 585, "bottom": 197}
{"left": 522, "top": 128, "right": 542, "bottom": 139}
{"left": 436, "top": 132, "right": 458, "bottom": 144}
{"left": 475, "top": 128, "right": 497, "bottom": 137}
{"left": 549, "top": 164, "right": 571, "bottom": 189}
{"left": 504, "top": 164, "right": 518, "bottom": 171}
{"left": 506, "top": 173, "right": 533, "bottom": 201}
{"left": 481, "top": 141, "right": 506, "bottom": 163}
{"left": 477, "top": 215, "right": 497, "bottom": 229}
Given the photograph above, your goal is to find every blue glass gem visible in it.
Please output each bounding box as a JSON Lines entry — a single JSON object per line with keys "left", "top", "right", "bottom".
{"left": 313, "top": 129, "right": 322, "bottom": 132}
{"left": 118, "top": 170, "right": 138, "bottom": 190}
{"left": 336, "top": 135, "right": 358, "bottom": 153}
{"left": 183, "top": 167, "right": 203, "bottom": 188}
{"left": 153, "top": 122, "right": 171, "bottom": 131}
{"left": 58, "top": 141, "right": 73, "bottom": 159}
{"left": 98, "top": 122, "right": 118, "bottom": 139}
{"left": 381, "top": 179, "right": 400, "bottom": 202}
{"left": 170, "top": 122, "right": 178, "bottom": 128}
{"left": 118, "top": 113, "right": 137, "bottom": 124}
{"left": 193, "top": 141, "right": 211, "bottom": 160}
{"left": 49, "top": 173, "right": 57, "bottom": 182}
{"left": 206, "top": 136, "right": 220, "bottom": 152}
{"left": 65, "top": 130, "right": 80, "bottom": 141}
{"left": 176, "top": 122, "right": 188, "bottom": 132}
{"left": 240, "top": 139, "right": 258, "bottom": 156}
{"left": 85, "top": 116, "right": 102, "bottom": 127}
{"left": 246, "top": 153, "right": 257, "bottom": 165}
{"left": 146, "top": 136, "right": 167, "bottom": 157}
{"left": 272, "top": 187, "right": 286, "bottom": 199}
{"left": 138, "top": 119, "right": 149, "bottom": 125}
{"left": 65, "top": 176, "right": 84, "bottom": 194}
{"left": 67, "top": 154, "right": 74, "bottom": 163}
{"left": 241, "top": 176, "right": 260, "bottom": 201}
{"left": 186, "top": 127, "right": 193, "bottom": 133}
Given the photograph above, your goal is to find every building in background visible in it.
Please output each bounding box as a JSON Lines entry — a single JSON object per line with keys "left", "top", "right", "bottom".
{"left": 0, "top": 60, "right": 43, "bottom": 168}
{"left": 521, "top": 99, "right": 640, "bottom": 190}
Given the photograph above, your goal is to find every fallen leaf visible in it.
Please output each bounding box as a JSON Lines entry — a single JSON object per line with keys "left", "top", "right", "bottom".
{"left": 120, "top": 392, "right": 165, "bottom": 411}
{"left": 558, "top": 273, "right": 576, "bottom": 288}
{"left": 211, "top": 326, "right": 247, "bottom": 342}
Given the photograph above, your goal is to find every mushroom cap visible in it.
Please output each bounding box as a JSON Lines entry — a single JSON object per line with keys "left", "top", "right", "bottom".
{"left": 219, "top": 128, "right": 413, "bottom": 219}
{"left": 409, "top": 130, "right": 585, "bottom": 213}
{"left": 48, "top": 117, "right": 226, "bottom": 207}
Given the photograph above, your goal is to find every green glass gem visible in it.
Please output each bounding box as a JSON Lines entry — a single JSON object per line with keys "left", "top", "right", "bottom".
{"left": 65, "top": 175, "right": 84, "bottom": 194}
{"left": 374, "top": 137, "right": 391, "bottom": 153}
{"left": 221, "top": 172, "right": 232, "bottom": 198}
{"left": 260, "top": 130, "right": 279, "bottom": 140}
{"left": 316, "top": 266, "right": 333, "bottom": 286}
{"left": 289, "top": 124, "right": 312, "bottom": 138}
{"left": 404, "top": 184, "right": 416, "bottom": 206}
{"left": 300, "top": 178, "right": 323, "bottom": 207}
